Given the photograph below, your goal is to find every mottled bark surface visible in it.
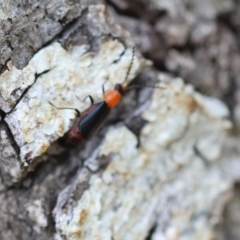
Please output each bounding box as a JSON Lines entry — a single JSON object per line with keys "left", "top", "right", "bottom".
{"left": 0, "top": 1, "right": 240, "bottom": 240}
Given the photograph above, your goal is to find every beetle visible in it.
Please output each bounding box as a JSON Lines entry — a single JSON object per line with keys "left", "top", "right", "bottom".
{"left": 50, "top": 47, "right": 135, "bottom": 148}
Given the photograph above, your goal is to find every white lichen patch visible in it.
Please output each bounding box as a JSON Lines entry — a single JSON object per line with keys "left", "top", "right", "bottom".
{"left": 54, "top": 78, "right": 231, "bottom": 240}
{"left": 194, "top": 93, "right": 230, "bottom": 118}
{"left": 4, "top": 39, "right": 142, "bottom": 162}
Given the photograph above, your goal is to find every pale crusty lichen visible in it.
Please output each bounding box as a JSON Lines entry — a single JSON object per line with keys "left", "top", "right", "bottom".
{"left": 54, "top": 78, "right": 232, "bottom": 240}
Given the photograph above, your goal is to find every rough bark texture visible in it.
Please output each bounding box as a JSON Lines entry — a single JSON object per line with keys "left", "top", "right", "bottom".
{"left": 0, "top": 1, "right": 240, "bottom": 240}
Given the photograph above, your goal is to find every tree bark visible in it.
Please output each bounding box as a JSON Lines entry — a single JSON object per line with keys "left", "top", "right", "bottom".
{"left": 0, "top": 1, "right": 240, "bottom": 240}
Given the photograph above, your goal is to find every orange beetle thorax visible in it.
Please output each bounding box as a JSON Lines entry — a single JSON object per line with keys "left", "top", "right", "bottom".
{"left": 104, "top": 90, "right": 122, "bottom": 108}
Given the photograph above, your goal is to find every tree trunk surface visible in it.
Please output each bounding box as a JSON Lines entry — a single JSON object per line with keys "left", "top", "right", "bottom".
{"left": 0, "top": 0, "right": 240, "bottom": 240}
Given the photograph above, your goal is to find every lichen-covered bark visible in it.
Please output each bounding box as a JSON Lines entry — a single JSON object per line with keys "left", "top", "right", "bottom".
{"left": 0, "top": 0, "right": 104, "bottom": 70}
{"left": 53, "top": 78, "right": 236, "bottom": 240}
{"left": 0, "top": 1, "right": 240, "bottom": 240}
{"left": 113, "top": 0, "right": 240, "bottom": 132}
{"left": 0, "top": 4, "right": 147, "bottom": 185}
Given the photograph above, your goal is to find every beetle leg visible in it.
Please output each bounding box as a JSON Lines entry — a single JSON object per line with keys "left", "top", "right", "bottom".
{"left": 82, "top": 95, "right": 94, "bottom": 106}
{"left": 48, "top": 101, "right": 80, "bottom": 117}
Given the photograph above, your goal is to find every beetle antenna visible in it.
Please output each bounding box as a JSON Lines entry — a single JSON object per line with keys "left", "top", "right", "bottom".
{"left": 123, "top": 47, "right": 135, "bottom": 85}
{"left": 48, "top": 101, "right": 80, "bottom": 117}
